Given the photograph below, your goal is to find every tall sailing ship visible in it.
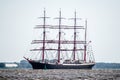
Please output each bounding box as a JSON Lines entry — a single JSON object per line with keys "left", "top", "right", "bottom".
{"left": 24, "top": 9, "right": 95, "bottom": 69}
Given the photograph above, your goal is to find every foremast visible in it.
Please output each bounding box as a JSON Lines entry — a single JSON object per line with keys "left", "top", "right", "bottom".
{"left": 36, "top": 9, "right": 50, "bottom": 62}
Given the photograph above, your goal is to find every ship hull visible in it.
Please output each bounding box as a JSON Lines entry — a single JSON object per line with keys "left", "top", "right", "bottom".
{"left": 29, "top": 61, "right": 95, "bottom": 69}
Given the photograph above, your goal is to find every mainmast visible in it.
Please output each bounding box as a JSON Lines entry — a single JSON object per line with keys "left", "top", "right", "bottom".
{"left": 55, "top": 10, "right": 65, "bottom": 63}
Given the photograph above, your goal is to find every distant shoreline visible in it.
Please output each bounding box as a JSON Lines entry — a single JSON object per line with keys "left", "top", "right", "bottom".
{"left": 1, "top": 60, "right": 120, "bottom": 69}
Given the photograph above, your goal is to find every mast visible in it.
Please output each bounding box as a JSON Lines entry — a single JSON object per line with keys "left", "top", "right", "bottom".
{"left": 42, "top": 9, "right": 46, "bottom": 62}
{"left": 56, "top": 10, "right": 62, "bottom": 63}
{"left": 84, "top": 19, "right": 87, "bottom": 62}
{"left": 38, "top": 9, "right": 49, "bottom": 62}
{"left": 73, "top": 11, "right": 77, "bottom": 60}
{"left": 58, "top": 10, "right": 61, "bottom": 63}
{"left": 69, "top": 11, "right": 81, "bottom": 60}
{"left": 54, "top": 9, "right": 65, "bottom": 63}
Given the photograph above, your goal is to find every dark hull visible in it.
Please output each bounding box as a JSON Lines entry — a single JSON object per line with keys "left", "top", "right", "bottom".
{"left": 29, "top": 61, "right": 95, "bottom": 69}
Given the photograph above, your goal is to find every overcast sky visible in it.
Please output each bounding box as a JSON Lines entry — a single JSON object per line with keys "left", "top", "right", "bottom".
{"left": 0, "top": 0, "right": 120, "bottom": 63}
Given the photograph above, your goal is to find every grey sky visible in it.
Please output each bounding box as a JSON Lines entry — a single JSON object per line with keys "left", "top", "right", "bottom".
{"left": 0, "top": 0, "right": 120, "bottom": 63}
